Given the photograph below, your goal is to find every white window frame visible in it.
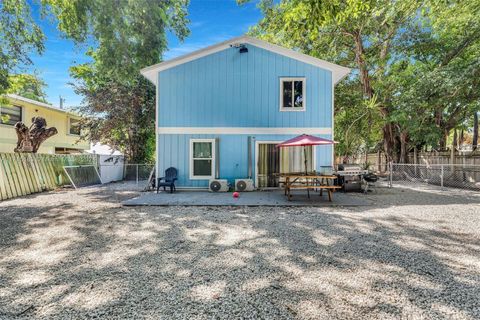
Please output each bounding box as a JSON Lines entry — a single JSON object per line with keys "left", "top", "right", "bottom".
{"left": 0, "top": 104, "right": 24, "bottom": 126}
{"left": 68, "top": 117, "right": 81, "bottom": 136}
{"left": 189, "top": 138, "right": 216, "bottom": 180}
{"left": 279, "top": 77, "right": 306, "bottom": 112}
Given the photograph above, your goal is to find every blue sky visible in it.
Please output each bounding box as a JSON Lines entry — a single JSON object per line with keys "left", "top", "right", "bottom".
{"left": 27, "top": 0, "right": 263, "bottom": 109}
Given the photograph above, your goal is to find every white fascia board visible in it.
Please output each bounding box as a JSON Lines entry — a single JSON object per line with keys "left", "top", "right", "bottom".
{"left": 140, "top": 35, "right": 350, "bottom": 85}
{"left": 157, "top": 127, "right": 332, "bottom": 135}
{"left": 4, "top": 94, "right": 81, "bottom": 116}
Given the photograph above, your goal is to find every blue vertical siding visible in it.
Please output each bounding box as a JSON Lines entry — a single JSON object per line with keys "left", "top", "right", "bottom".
{"left": 156, "top": 43, "right": 335, "bottom": 187}
{"left": 158, "top": 134, "right": 333, "bottom": 188}
{"left": 158, "top": 44, "right": 332, "bottom": 128}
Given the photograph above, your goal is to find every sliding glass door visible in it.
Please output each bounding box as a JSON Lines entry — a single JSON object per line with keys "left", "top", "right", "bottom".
{"left": 257, "top": 143, "right": 314, "bottom": 188}
{"left": 257, "top": 143, "right": 280, "bottom": 188}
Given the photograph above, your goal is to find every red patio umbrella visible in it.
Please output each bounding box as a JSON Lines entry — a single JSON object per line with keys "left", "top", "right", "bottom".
{"left": 276, "top": 134, "right": 336, "bottom": 175}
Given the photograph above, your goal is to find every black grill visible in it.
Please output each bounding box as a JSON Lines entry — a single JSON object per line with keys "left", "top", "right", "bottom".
{"left": 363, "top": 173, "right": 378, "bottom": 183}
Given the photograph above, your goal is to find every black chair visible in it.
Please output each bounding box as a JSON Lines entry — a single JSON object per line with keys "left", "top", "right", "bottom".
{"left": 157, "top": 167, "right": 178, "bottom": 193}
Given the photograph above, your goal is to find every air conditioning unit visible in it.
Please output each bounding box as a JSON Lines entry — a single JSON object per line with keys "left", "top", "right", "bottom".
{"left": 235, "top": 179, "right": 254, "bottom": 192}
{"left": 209, "top": 179, "right": 229, "bottom": 192}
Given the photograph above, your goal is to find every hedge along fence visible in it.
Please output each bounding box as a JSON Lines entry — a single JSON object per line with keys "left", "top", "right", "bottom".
{"left": 0, "top": 153, "right": 96, "bottom": 201}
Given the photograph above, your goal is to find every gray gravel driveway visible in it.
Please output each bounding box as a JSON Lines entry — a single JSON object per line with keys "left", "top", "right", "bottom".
{"left": 0, "top": 184, "right": 479, "bottom": 319}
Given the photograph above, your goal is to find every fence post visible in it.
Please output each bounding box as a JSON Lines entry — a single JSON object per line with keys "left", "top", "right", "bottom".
{"left": 440, "top": 164, "right": 444, "bottom": 190}
{"left": 389, "top": 162, "right": 393, "bottom": 188}
{"left": 136, "top": 164, "right": 139, "bottom": 185}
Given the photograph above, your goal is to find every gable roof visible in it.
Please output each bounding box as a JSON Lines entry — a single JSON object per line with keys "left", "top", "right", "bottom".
{"left": 140, "top": 35, "right": 351, "bottom": 85}
{"left": 4, "top": 94, "right": 70, "bottom": 114}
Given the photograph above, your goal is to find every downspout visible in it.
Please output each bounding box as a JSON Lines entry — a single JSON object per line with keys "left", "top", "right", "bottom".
{"left": 247, "top": 136, "right": 252, "bottom": 179}
{"left": 215, "top": 138, "right": 220, "bottom": 179}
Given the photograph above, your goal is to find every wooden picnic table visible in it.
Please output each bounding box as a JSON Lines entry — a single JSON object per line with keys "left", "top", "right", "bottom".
{"left": 282, "top": 174, "right": 341, "bottom": 202}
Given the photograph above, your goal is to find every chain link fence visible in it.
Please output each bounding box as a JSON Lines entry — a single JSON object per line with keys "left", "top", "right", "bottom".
{"left": 122, "top": 164, "right": 154, "bottom": 183}
{"left": 388, "top": 163, "right": 480, "bottom": 191}
{"left": 97, "top": 163, "right": 154, "bottom": 184}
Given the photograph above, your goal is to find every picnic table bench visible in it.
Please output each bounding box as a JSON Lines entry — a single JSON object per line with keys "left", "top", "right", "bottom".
{"left": 282, "top": 174, "right": 341, "bottom": 202}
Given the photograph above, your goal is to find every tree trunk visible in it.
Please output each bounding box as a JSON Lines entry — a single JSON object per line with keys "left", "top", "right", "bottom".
{"left": 473, "top": 112, "right": 478, "bottom": 151}
{"left": 353, "top": 32, "right": 373, "bottom": 98}
{"left": 382, "top": 121, "right": 396, "bottom": 161}
{"left": 353, "top": 31, "right": 396, "bottom": 161}
{"left": 399, "top": 130, "right": 409, "bottom": 163}
{"left": 438, "top": 128, "right": 449, "bottom": 150}
{"left": 14, "top": 117, "right": 58, "bottom": 153}
{"left": 453, "top": 129, "right": 458, "bottom": 150}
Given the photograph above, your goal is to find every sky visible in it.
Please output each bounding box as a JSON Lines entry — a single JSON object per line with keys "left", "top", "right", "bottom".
{"left": 27, "top": 0, "right": 263, "bottom": 109}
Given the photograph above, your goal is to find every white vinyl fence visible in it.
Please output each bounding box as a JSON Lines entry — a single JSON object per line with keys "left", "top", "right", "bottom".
{"left": 96, "top": 163, "right": 154, "bottom": 184}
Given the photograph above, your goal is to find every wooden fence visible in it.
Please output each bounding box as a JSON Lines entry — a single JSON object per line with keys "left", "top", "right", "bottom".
{"left": 0, "top": 153, "right": 96, "bottom": 201}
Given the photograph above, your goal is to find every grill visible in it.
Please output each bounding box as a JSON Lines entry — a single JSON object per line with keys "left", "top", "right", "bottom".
{"left": 336, "top": 164, "right": 368, "bottom": 192}
{"left": 363, "top": 173, "right": 378, "bottom": 183}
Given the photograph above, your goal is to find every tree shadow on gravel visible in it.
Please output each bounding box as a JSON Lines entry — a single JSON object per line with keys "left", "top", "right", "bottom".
{"left": 0, "top": 194, "right": 479, "bottom": 319}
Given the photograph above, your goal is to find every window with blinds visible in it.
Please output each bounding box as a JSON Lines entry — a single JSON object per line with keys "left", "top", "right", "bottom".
{"left": 0, "top": 105, "right": 22, "bottom": 126}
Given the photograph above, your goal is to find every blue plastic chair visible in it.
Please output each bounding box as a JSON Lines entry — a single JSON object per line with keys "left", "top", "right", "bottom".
{"left": 156, "top": 167, "right": 178, "bottom": 193}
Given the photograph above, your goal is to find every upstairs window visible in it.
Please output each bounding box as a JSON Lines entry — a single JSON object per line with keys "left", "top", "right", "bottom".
{"left": 69, "top": 117, "right": 81, "bottom": 135}
{"left": 280, "top": 77, "right": 305, "bottom": 111}
{"left": 0, "top": 104, "right": 22, "bottom": 126}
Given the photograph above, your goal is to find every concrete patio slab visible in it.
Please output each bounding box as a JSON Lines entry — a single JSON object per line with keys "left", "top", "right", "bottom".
{"left": 122, "top": 189, "right": 371, "bottom": 207}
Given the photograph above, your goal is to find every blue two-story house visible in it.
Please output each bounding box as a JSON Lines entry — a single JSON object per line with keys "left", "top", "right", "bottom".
{"left": 141, "top": 36, "right": 350, "bottom": 189}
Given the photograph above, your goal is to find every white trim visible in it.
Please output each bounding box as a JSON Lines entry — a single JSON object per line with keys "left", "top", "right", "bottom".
{"left": 157, "top": 127, "right": 332, "bottom": 135}
{"left": 279, "top": 77, "right": 306, "bottom": 112}
{"left": 254, "top": 140, "right": 278, "bottom": 189}
{"left": 155, "top": 78, "right": 160, "bottom": 181}
{"left": 0, "top": 103, "right": 24, "bottom": 126}
{"left": 140, "top": 35, "right": 350, "bottom": 85}
{"left": 189, "top": 138, "right": 216, "bottom": 180}
{"left": 331, "top": 78, "right": 335, "bottom": 166}
{"left": 255, "top": 140, "right": 317, "bottom": 189}
{"left": 4, "top": 94, "right": 73, "bottom": 114}
{"left": 67, "top": 116, "right": 81, "bottom": 136}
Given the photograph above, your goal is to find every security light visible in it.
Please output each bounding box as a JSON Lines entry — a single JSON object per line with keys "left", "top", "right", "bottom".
{"left": 239, "top": 45, "right": 248, "bottom": 53}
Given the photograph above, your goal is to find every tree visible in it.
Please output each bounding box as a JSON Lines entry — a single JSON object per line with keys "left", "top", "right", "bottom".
{"left": 43, "top": 0, "right": 190, "bottom": 162}
{"left": 474, "top": 112, "right": 479, "bottom": 151}
{"left": 390, "top": 0, "right": 480, "bottom": 154}
{"left": 14, "top": 117, "right": 58, "bottom": 153}
{"left": 239, "top": 0, "right": 422, "bottom": 161}
{"left": 74, "top": 76, "right": 155, "bottom": 162}
{"left": 44, "top": 0, "right": 189, "bottom": 80}
{"left": 6, "top": 74, "right": 48, "bottom": 102}
{"left": 0, "top": 0, "right": 45, "bottom": 95}
{"left": 241, "top": 0, "right": 480, "bottom": 161}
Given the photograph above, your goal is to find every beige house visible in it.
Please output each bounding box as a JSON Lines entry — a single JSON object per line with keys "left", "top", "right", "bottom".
{"left": 0, "top": 94, "right": 89, "bottom": 154}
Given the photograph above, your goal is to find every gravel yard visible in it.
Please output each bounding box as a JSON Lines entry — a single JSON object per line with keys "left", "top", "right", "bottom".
{"left": 1, "top": 184, "right": 479, "bottom": 319}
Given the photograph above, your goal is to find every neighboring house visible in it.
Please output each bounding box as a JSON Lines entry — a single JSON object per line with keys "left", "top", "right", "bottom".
{"left": 141, "top": 36, "right": 350, "bottom": 188}
{"left": 0, "top": 94, "right": 89, "bottom": 154}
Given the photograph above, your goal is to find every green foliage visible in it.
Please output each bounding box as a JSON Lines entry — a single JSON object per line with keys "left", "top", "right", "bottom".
{"left": 44, "top": 0, "right": 190, "bottom": 162}
{"left": 0, "top": 0, "right": 45, "bottom": 94}
{"left": 6, "top": 74, "right": 48, "bottom": 102}
{"left": 43, "top": 0, "right": 190, "bottom": 81}
{"left": 0, "top": 74, "right": 48, "bottom": 125}
{"left": 74, "top": 76, "right": 155, "bottom": 163}
{"left": 242, "top": 0, "right": 480, "bottom": 159}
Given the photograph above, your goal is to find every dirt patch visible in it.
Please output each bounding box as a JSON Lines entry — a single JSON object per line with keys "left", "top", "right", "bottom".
{"left": 0, "top": 184, "right": 479, "bottom": 319}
